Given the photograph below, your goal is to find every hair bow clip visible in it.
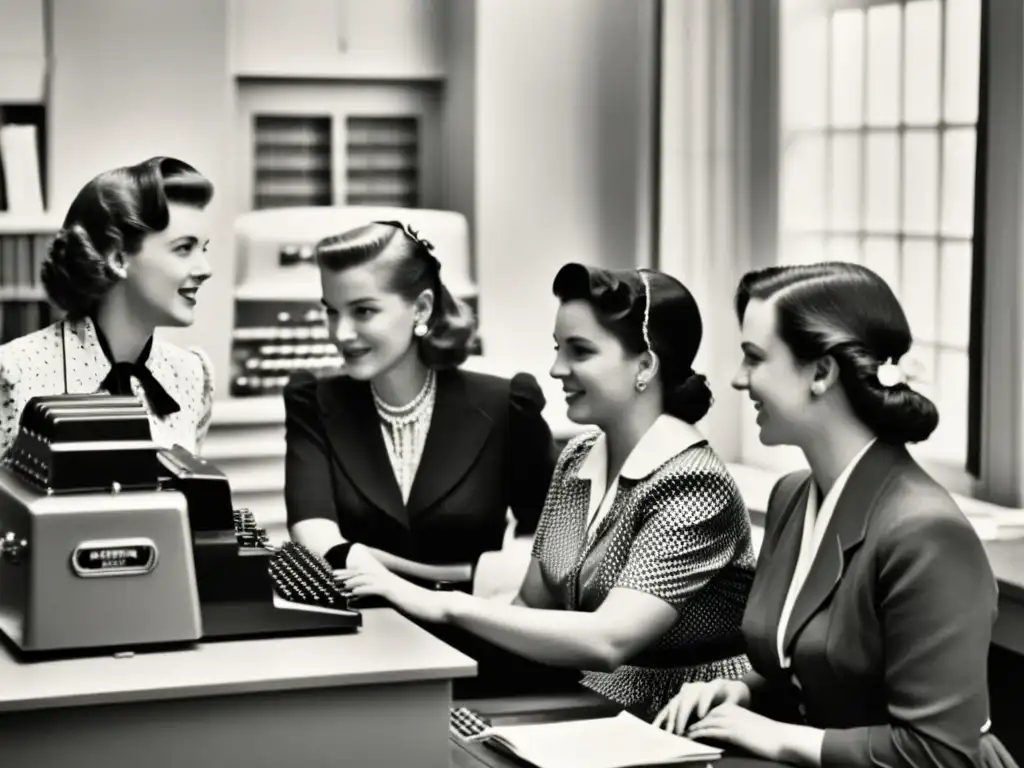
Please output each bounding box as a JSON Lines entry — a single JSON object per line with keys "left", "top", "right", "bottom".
{"left": 401, "top": 223, "right": 435, "bottom": 254}
{"left": 875, "top": 361, "right": 903, "bottom": 387}
{"left": 876, "top": 356, "right": 925, "bottom": 388}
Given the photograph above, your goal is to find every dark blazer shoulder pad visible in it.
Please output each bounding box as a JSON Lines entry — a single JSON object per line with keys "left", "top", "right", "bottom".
{"left": 282, "top": 370, "right": 322, "bottom": 409}
{"left": 297, "top": 371, "right": 369, "bottom": 415}
{"left": 508, "top": 371, "right": 546, "bottom": 411}
{"left": 440, "top": 368, "right": 515, "bottom": 416}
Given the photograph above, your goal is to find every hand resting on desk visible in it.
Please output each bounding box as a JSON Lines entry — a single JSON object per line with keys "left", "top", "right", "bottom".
{"left": 681, "top": 703, "right": 790, "bottom": 763}
{"left": 653, "top": 678, "right": 751, "bottom": 733}
{"left": 654, "top": 680, "right": 820, "bottom": 765}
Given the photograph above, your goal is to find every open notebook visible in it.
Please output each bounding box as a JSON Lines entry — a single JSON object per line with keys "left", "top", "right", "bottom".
{"left": 450, "top": 708, "right": 722, "bottom": 768}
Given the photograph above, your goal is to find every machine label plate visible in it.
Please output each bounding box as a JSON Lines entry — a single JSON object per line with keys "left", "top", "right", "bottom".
{"left": 71, "top": 538, "right": 159, "bottom": 577}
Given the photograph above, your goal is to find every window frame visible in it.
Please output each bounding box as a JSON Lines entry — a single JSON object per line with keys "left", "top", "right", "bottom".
{"left": 658, "top": 0, "right": 1023, "bottom": 506}
{"left": 777, "top": 0, "right": 984, "bottom": 490}
{"left": 974, "top": 0, "right": 1024, "bottom": 508}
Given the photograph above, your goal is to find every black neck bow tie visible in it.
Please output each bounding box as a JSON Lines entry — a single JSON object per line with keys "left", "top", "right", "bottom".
{"left": 92, "top": 321, "right": 181, "bottom": 419}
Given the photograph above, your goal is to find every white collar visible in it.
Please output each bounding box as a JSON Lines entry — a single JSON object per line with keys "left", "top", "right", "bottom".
{"left": 809, "top": 437, "right": 878, "bottom": 511}
{"left": 577, "top": 414, "right": 706, "bottom": 482}
{"left": 63, "top": 317, "right": 161, "bottom": 391}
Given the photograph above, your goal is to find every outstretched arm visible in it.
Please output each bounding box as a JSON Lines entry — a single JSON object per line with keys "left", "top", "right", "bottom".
{"left": 443, "top": 586, "right": 678, "bottom": 670}
{"left": 342, "top": 471, "right": 749, "bottom": 670}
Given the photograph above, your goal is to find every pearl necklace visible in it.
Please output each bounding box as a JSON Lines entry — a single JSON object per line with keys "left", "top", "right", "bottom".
{"left": 372, "top": 369, "right": 437, "bottom": 503}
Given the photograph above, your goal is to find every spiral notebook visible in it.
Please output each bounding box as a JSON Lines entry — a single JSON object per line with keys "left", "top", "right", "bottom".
{"left": 451, "top": 708, "right": 722, "bottom": 768}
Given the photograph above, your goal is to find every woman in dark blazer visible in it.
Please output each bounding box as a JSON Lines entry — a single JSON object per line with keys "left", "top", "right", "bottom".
{"left": 285, "top": 220, "right": 557, "bottom": 591}
{"left": 654, "top": 263, "right": 1014, "bottom": 768}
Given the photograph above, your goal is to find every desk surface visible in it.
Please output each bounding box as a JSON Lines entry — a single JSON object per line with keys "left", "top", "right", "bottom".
{"left": 0, "top": 607, "right": 475, "bottom": 713}
{"left": 984, "top": 539, "right": 1024, "bottom": 603}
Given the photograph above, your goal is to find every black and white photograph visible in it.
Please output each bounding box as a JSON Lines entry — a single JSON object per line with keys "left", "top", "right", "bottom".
{"left": 0, "top": 1, "right": 1020, "bottom": 766}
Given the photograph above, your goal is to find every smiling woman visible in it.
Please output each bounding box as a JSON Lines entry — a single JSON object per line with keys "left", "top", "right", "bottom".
{"left": 655, "top": 262, "right": 1008, "bottom": 768}
{"left": 0, "top": 156, "right": 217, "bottom": 458}
{"left": 335, "top": 262, "right": 758, "bottom": 718}
{"left": 282, "top": 221, "right": 559, "bottom": 647}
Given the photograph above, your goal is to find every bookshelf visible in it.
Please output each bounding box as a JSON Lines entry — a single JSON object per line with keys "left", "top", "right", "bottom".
{"left": 0, "top": 215, "right": 61, "bottom": 345}
{"left": 1, "top": 0, "right": 54, "bottom": 346}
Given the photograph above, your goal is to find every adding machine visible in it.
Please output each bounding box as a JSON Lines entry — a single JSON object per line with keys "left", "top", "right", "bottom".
{"left": 0, "top": 393, "right": 362, "bottom": 657}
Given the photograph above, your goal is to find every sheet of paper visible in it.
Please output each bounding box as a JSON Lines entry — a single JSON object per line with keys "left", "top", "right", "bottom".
{"left": 488, "top": 711, "right": 721, "bottom": 768}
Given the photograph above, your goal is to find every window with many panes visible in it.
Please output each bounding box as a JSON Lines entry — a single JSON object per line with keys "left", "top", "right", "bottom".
{"left": 776, "top": 0, "right": 982, "bottom": 469}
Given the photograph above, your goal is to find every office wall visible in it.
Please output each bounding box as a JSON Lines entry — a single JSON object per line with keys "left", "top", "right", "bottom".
{"left": 0, "top": 0, "right": 45, "bottom": 101}
{"left": 471, "top": 0, "right": 657, "bottom": 381}
{"left": 441, "top": 0, "right": 477, "bottom": 279}
{"left": 49, "top": 0, "right": 236, "bottom": 395}
{"left": 43, "top": 0, "right": 655, "bottom": 399}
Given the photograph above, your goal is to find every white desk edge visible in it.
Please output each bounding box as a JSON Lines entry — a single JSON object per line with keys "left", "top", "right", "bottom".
{"left": 0, "top": 607, "right": 476, "bottom": 713}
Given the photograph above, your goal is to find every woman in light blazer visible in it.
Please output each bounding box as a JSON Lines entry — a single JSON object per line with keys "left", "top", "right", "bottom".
{"left": 655, "top": 262, "right": 1016, "bottom": 768}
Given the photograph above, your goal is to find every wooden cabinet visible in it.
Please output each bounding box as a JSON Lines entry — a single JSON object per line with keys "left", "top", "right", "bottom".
{"left": 228, "top": 0, "right": 447, "bottom": 80}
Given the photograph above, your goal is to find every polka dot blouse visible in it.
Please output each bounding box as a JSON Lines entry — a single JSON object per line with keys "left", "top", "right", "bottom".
{"left": 0, "top": 317, "right": 214, "bottom": 460}
{"left": 532, "top": 416, "right": 757, "bottom": 718}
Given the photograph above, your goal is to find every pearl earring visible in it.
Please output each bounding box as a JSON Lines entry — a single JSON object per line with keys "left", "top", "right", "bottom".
{"left": 414, "top": 322, "right": 428, "bottom": 337}
{"left": 635, "top": 378, "right": 648, "bottom": 392}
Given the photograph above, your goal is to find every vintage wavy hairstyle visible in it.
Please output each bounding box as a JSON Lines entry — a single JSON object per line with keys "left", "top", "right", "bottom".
{"left": 734, "top": 261, "right": 938, "bottom": 443}
{"left": 314, "top": 221, "right": 477, "bottom": 369}
{"left": 552, "top": 262, "right": 713, "bottom": 424}
{"left": 41, "top": 156, "right": 214, "bottom": 320}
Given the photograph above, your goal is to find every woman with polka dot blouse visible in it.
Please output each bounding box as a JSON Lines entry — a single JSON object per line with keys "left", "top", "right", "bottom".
{"left": 0, "top": 157, "right": 216, "bottom": 459}
{"left": 339, "top": 262, "right": 757, "bottom": 718}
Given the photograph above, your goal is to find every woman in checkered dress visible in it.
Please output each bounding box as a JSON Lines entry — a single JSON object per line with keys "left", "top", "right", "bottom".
{"left": 339, "top": 262, "right": 756, "bottom": 718}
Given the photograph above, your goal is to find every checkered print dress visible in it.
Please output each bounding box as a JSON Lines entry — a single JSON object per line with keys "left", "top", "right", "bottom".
{"left": 532, "top": 431, "right": 756, "bottom": 718}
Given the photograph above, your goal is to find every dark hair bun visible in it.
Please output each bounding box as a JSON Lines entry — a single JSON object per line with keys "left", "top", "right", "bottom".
{"left": 40, "top": 225, "right": 118, "bottom": 319}
{"left": 664, "top": 370, "right": 714, "bottom": 424}
{"left": 846, "top": 371, "right": 939, "bottom": 444}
